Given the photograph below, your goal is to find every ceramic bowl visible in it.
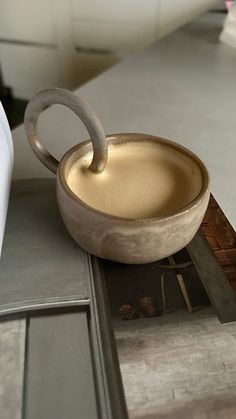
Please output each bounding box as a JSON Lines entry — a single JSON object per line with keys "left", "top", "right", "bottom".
{"left": 24, "top": 88, "right": 210, "bottom": 264}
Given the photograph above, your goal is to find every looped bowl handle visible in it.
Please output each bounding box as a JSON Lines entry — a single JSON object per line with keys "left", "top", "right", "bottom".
{"left": 24, "top": 88, "right": 108, "bottom": 174}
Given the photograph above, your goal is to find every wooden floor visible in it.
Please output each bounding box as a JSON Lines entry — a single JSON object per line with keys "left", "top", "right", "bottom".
{"left": 114, "top": 308, "right": 236, "bottom": 419}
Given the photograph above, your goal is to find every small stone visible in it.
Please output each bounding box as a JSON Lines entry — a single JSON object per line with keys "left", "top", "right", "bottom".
{"left": 139, "top": 297, "right": 158, "bottom": 318}
{"left": 118, "top": 303, "right": 136, "bottom": 320}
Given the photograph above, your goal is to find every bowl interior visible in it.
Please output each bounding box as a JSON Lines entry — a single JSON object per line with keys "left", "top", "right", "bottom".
{"left": 61, "top": 134, "right": 208, "bottom": 220}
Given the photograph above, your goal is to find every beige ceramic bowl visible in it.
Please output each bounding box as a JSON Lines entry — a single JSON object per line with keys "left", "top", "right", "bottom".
{"left": 24, "top": 88, "right": 210, "bottom": 264}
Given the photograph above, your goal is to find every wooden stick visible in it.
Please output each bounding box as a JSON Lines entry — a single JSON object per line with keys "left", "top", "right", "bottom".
{"left": 168, "top": 255, "right": 193, "bottom": 313}
{"left": 160, "top": 273, "right": 166, "bottom": 313}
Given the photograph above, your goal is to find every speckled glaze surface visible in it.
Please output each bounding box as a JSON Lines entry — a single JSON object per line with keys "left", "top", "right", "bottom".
{"left": 24, "top": 89, "right": 210, "bottom": 264}
{"left": 57, "top": 134, "right": 210, "bottom": 264}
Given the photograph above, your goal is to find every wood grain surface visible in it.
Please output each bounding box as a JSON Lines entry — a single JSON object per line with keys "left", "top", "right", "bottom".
{"left": 115, "top": 308, "right": 236, "bottom": 419}
{"left": 0, "top": 317, "right": 26, "bottom": 419}
{"left": 201, "top": 196, "right": 236, "bottom": 291}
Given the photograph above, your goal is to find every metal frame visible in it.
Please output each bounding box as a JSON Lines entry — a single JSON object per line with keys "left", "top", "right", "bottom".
{"left": 88, "top": 255, "right": 129, "bottom": 419}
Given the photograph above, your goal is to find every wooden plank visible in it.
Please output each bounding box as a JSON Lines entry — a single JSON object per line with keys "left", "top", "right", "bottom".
{"left": 187, "top": 231, "right": 236, "bottom": 323}
{"left": 201, "top": 195, "right": 236, "bottom": 289}
{"left": 24, "top": 310, "right": 98, "bottom": 419}
{"left": 214, "top": 249, "right": 236, "bottom": 268}
{"left": 114, "top": 307, "right": 236, "bottom": 419}
{"left": 168, "top": 255, "right": 193, "bottom": 313}
{"left": 0, "top": 317, "right": 26, "bottom": 419}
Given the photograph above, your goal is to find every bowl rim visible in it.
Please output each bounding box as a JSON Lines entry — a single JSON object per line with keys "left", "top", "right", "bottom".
{"left": 58, "top": 133, "right": 210, "bottom": 224}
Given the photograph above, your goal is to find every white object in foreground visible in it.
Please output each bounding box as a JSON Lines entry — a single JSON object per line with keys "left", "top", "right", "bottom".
{"left": 0, "top": 103, "right": 14, "bottom": 256}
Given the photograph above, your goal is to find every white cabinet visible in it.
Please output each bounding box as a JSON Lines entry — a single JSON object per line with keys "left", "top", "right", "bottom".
{"left": 71, "top": 0, "right": 157, "bottom": 24}
{"left": 0, "top": 0, "right": 55, "bottom": 44}
{"left": 0, "top": 0, "right": 219, "bottom": 99}
{"left": 0, "top": 42, "right": 118, "bottom": 99}
{"left": 0, "top": 0, "right": 119, "bottom": 99}
{"left": 71, "top": 0, "right": 220, "bottom": 51}
{"left": 73, "top": 21, "right": 156, "bottom": 53}
{"left": 158, "top": 0, "right": 220, "bottom": 38}
{"left": 0, "top": 44, "right": 60, "bottom": 99}
{"left": 71, "top": 0, "right": 158, "bottom": 52}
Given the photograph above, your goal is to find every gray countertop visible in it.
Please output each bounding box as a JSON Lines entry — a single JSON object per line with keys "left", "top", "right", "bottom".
{"left": 12, "top": 13, "right": 236, "bottom": 228}
{"left": 2, "top": 12, "right": 236, "bottom": 419}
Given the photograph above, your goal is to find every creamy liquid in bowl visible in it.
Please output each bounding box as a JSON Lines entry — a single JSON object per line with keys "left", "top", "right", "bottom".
{"left": 67, "top": 142, "right": 202, "bottom": 219}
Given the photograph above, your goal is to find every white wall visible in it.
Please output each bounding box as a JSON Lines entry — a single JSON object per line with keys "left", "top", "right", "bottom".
{"left": 0, "top": 0, "right": 220, "bottom": 99}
